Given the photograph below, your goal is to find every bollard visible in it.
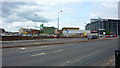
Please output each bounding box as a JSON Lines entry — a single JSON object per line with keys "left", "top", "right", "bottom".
{"left": 115, "top": 50, "right": 120, "bottom": 68}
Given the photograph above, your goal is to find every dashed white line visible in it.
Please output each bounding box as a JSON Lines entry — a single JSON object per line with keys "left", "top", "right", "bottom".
{"left": 19, "top": 47, "right": 57, "bottom": 53}
{"left": 19, "top": 49, "right": 42, "bottom": 53}
{"left": 51, "top": 50, "right": 64, "bottom": 53}
{"left": 19, "top": 48, "right": 26, "bottom": 50}
{"left": 31, "top": 49, "right": 64, "bottom": 57}
{"left": 31, "top": 53, "right": 46, "bottom": 56}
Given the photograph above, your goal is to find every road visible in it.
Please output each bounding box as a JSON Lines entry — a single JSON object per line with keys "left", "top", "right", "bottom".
{"left": 2, "top": 38, "right": 118, "bottom": 66}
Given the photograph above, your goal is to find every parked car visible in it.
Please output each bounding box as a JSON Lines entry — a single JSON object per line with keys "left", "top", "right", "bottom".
{"left": 87, "top": 35, "right": 98, "bottom": 40}
{"left": 110, "top": 35, "right": 113, "bottom": 37}
{"left": 113, "top": 35, "right": 117, "bottom": 37}
{"left": 105, "top": 35, "right": 110, "bottom": 38}
{"left": 99, "top": 35, "right": 103, "bottom": 37}
{"left": 50, "top": 35, "right": 58, "bottom": 38}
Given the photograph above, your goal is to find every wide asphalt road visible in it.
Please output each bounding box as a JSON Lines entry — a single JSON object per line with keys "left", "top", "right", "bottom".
{"left": 2, "top": 38, "right": 118, "bottom": 66}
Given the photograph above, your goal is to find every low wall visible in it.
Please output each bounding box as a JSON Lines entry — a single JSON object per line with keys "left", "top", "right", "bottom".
{"left": 0, "top": 36, "right": 46, "bottom": 41}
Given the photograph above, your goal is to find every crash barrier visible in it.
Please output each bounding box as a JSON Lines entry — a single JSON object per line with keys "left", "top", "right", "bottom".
{"left": 115, "top": 50, "right": 120, "bottom": 68}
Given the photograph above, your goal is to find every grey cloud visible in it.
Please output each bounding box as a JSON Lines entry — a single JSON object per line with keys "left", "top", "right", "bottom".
{"left": 17, "top": 8, "right": 50, "bottom": 23}
{"left": 1, "top": 2, "right": 50, "bottom": 23}
{"left": 1, "top": 2, "right": 26, "bottom": 17}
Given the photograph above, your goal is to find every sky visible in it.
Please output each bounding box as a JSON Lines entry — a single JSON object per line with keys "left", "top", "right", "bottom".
{"left": 0, "top": 0, "right": 119, "bottom": 32}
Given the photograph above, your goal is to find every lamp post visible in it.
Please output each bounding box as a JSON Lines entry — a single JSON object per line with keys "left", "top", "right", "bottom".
{"left": 85, "top": 23, "right": 87, "bottom": 30}
{"left": 58, "top": 10, "right": 63, "bottom": 30}
{"left": 57, "top": 10, "right": 63, "bottom": 38}
{"left": 34, "top": 13, "right": 37, "bottom": 29}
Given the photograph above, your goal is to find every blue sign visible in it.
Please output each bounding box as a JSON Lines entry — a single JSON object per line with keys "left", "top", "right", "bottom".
{"left": 66, "top": 30, "right": 68, "bottom": 33}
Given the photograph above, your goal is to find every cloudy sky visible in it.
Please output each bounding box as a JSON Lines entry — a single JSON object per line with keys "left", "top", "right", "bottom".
{"left": 0, "top": 0, "right": 119, "bottom": 32}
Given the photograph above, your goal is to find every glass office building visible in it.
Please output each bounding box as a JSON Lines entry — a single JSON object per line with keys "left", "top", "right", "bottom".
{"left": 86, "top": 19, "right": 120, "bottom": 35}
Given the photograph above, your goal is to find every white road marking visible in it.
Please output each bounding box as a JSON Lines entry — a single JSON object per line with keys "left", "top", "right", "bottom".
{"left": 19, "top": 48, "right": 26, "bottom": 50}
{"left": 51, "top": 50, "right": 64, "bottom": 53}
{"left": 40, "top": 46, "right": 48, "bottom": 48}
{"left": 31, "top": 49, "right": 64, "bottom": 57}
{"left": 31, "top": 53, "right": 46, "bottom": 56}
{"left": 19, "top": 47, "right": 57, "bottom": 53}
{"left": 19, "top": 49, "right": 42, "bottom": 53}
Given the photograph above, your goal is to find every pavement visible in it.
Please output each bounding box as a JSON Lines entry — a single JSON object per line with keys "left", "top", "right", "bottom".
{"left": 0, "top": 38, "right": 116, "bottom": 48}
{"left": 2, "top": 38, "right": 118, "bottom": 66}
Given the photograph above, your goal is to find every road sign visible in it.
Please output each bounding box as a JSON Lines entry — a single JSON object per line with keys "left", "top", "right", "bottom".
{"left": 66, "top": 30, "right": 68, "bottom": 33}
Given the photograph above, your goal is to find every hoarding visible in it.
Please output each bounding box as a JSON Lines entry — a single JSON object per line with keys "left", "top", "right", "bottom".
{"left": 62, "top": 30, "right": 90, "bottom": 37}
{"left": 63, "top": 30, "right": 90, "bottom": 34}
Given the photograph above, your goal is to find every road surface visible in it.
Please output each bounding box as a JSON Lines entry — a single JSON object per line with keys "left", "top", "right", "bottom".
{"left": 2, "top": 38, "right": 118, "bottom": 66}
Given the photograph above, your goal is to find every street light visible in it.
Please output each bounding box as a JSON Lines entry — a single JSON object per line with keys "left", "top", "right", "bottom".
{"left": 34, "top": 13, "right": 37, "bottom": 29}
{"left": 57, "top": 10, "right": 63, "bottom": 38}
{"left": 58, "top": 10, "right": 63, "bottom": 30}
